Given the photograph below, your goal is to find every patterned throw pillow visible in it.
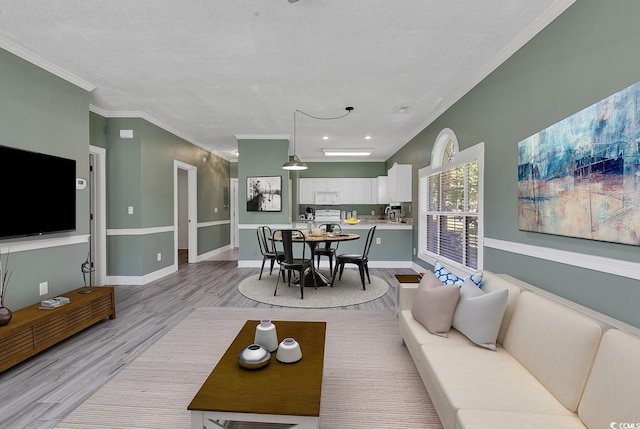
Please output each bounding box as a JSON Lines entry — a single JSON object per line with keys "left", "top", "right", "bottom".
{"left": 434, "top": 260, "right": 483, "bottom": 287}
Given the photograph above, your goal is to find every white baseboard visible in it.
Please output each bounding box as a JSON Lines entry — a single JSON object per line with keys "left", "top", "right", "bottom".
{"left": 107, "top": 264, "right": 176, "bottom": 285}
{"left": 197, "top": 244, "right": 232, "bottom": 262}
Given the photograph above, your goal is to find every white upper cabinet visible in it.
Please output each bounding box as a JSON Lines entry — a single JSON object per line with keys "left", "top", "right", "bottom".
{"left": 340, "top": 179, "right": 354, "bottom": 203}
{"left": 377, "top": 176, "right": 388, "bottom": 204}
{"left": 298, "top": 178, "right": 315, "bottom": 204}
{"left": 352, "top": 178, "right": 372, "bottom": 204}
{"left": 299, "top": 177, "right": 384, "bottom": 205}
{"left": 314, "top": 178, "right": 341, "bottom": 192}
{"left": 387, "top": 163, "right": 412, "bottom": 202}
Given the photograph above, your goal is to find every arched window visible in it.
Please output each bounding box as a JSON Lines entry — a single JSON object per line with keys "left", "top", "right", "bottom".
{"left": 418, "top": 129, "right": 484, "bottom": 272}
{"left": 432, "top": 128, "right": 459, "bottom": 168}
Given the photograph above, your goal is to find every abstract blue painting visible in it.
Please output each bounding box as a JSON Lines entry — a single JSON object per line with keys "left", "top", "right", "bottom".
{"left": 518, "top": 80, "right": 640, "bottom": 245}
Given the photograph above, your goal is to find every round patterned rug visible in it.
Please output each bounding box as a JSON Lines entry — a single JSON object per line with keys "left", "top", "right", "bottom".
{"left": 238, "top": 269, "right": 389, "bottom": 308}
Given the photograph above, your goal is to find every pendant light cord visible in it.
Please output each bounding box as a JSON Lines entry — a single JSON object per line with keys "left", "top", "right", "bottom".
{"left": 296, "top": 106, "right": 354, "bottom": 121}
{"left": 293, "top": 107, "right": 353, "bottom": 151}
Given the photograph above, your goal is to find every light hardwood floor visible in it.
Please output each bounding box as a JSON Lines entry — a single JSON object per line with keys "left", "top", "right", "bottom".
{"left": 0, "top": 252, "right": 415, "bottom": 429}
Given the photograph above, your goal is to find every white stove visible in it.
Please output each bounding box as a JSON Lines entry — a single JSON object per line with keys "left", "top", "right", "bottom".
{"left": 314, "top": 209, "right": 341, "bottom": 222}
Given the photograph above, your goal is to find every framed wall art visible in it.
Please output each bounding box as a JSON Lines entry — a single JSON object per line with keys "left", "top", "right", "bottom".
{"left": 517, "top": 80, "right": 640, "bottom": 245}
{"left": 246, "top": 176, "right": 282, "bottom": 212}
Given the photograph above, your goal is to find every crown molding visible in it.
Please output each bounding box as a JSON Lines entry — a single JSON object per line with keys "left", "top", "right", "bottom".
{"left": 398, "top": 0, "right": 577, "bottom": 154}
{"left": 89, "top": 105, "right": 233, "bottom": 162}
{"left": 0, "top": 35, "right": 96, "bottom": 92}
{"left": 234, "top": 134, "right": 290, "bottom": 141}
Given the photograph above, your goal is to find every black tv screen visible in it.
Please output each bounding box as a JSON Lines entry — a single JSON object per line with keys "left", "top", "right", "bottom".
{"left": 0, "top": 145, "right": 76, "bottom": 239}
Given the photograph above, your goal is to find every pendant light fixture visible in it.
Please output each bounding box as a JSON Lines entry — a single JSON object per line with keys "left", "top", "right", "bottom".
{"left": 282, "top": 109, "right": 308, "bottom": 171}
{"left": 282, "top": 106, "right": 354, "bottom": 171}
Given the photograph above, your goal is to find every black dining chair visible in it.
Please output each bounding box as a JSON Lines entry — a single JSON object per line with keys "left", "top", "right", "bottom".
{"left": 314, "top": 223, "right": 342, "bottom": 273}
{"left": 272, "top": 229, "right": 317, "bottom": 299}
{"left": 256, "top": 226, "right": 284, "bottom": 280}
{"left": 330, "top": 225, "right": 377, "bottom": 290}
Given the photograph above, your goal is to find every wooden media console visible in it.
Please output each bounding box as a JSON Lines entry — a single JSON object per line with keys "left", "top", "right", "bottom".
{"left": 0, "top": 286, "right": 115, "bottom": 372}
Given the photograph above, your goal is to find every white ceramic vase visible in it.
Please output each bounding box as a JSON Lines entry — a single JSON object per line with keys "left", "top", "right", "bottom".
{"left": 254, "top": 319, "right": 279, "bottom": 352}
{"left": 276, "top": 337, "right": 302, "bottom": 363}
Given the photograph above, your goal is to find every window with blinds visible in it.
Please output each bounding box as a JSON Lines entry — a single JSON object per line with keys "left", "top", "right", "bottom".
{"left": 419, "top": 142, "right": 483, "bottom": 271}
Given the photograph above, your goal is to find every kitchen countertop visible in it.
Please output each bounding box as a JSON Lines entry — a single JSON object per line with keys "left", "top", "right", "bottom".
{"left": 295, "top": 218, "right": 413, "bottom": 230}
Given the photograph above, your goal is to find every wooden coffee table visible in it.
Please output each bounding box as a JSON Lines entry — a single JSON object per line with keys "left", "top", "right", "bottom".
{"left": 188, "top": 319, "right": 326, "bottom": 429}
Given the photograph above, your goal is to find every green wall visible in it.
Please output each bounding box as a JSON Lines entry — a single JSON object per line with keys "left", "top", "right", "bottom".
{"left": 0, "top": 48, "right": 91, "bottom": 310}
{"left": 237, "top": 138, "right": 291, "bottom": 260}
{"left": 388, "top": 0, "right": 640, "bottom": 327}
{"left": 0, "top": 44, "right": 232, "bottom": 310}
{"left": 93, "top": 115, "right": 231, "bottom": 277}
{"left": 298, "top": 162, "right": 386, "bottom": 178}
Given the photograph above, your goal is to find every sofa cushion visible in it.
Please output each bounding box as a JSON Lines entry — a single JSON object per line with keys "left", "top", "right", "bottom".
{"left": 434, "top": 260, "right": 483, "bottom": 286}
{"left": 503, "top": 291, "right": 604, "bottom": 412}
{"left": 479, "top": 271, "right": 522, "bottom": 344}
{"left": 452, "top": 280, "right": 508, "bottom": 350}
{"left": 420, "top": 344, "right": 575, "bottom": 429}
{"left": 411, "top": 271, "right": 460, "bottom": 337}
{"left": 578, "top": 329, "right": 640, "bottom": 428}
{"left": 456, "top": 409, "right": 586, "bottom": 429}
{"left": 400, "top": 310, "right": 476, "bottom": 348}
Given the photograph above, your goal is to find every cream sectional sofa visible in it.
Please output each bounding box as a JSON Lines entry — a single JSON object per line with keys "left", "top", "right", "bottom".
{"left": 398, "top": 270, "right": 640, "bottom": 429}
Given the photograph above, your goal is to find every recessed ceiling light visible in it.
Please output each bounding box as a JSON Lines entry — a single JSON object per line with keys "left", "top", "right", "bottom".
{"left": 322, "top": 136, "right": 329, "bottom": 140}
{"left": 365, "top": 135, "right": 372, "bottom": 140}
{"left": 323, "top": 148, "right": 373, "bottom": 157}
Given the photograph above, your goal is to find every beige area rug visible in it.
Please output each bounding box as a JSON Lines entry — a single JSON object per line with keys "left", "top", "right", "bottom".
{"left": 56, "top": 307, "right": 442, "bottom": 429}
{"left": 239, "top": 270, "right": 389, "bottom": 308}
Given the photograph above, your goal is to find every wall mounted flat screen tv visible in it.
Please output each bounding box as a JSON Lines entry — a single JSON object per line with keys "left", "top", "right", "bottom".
{"left": 0, "top": 145, "right": 76, "bottom": 239}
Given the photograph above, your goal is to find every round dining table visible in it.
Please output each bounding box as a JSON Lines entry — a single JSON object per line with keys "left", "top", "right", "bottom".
{"left": 272, "top": 231, "right": 360, "bottom": 286}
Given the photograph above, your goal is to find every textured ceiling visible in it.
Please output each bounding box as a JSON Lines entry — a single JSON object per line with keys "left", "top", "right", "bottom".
{"left": 0, "top": 0, "right": 574, "bottom": 162}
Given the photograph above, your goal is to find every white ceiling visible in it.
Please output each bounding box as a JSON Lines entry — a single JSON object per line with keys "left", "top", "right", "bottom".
{"left": 0, "top": 0, "right": 574, "bottom": 162}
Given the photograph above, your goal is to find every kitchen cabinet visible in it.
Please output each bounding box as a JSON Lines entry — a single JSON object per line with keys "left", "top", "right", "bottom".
{"left": 353, "top": 178, "right": 372, "bottom": 204}
{"left": 299, "top": 177, "right": 380, "bottom": 205}
{"left": 377, "top": 176, "right": 388, "bottom": 204}
{"left": 387, "top": 163, "right": 412, "bottom": 202}
{"left": 299, "top": 178, "right": 315, "bottom": 204}
{"left": 370, "top": 178, "right": 380, "bottom": 204}
{"left": 314, "top": 178, "right": 340, "bottom": 192}
{"left": 340, "top": 180, "right": 354, "bottom": 203}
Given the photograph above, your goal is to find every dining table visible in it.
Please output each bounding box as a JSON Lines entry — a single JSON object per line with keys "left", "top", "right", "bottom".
{"left": 272, "top": 230, "right": 360, "bottom": 286}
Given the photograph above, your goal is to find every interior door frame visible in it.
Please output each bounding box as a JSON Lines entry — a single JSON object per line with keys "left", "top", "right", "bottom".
{"left": 174, "top": 160, "right": 198, "bottom": 265}
{"left": 231, "top": 178, "right": 239, "bottom": 248}
{"left": 88, "top": 145, "right": 107, "bottom": 285}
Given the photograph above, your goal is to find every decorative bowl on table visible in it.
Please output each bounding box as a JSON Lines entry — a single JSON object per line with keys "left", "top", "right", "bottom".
{"left": 344, "top": 218, "right": 361, "bottom": 224}
{"left": 238, "top": 344, "right": 271, "bottom": 369}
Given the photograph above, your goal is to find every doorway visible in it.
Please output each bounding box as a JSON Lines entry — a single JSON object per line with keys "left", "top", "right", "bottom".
{"left": 231, "top": 178, "right": 239, "bottom": 248}
{"left": 88, "top": 146, "right": 107, "bottom": 285}
{"left": 174, "top": 160, "right": 197, "bottom": 267}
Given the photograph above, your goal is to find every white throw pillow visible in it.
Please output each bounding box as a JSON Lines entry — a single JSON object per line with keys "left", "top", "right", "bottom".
{"left": 452, "top": 279, "right": 508, "bottom": 350}
{"left": 433, "top": 260, "right": 483, "bottom": 287}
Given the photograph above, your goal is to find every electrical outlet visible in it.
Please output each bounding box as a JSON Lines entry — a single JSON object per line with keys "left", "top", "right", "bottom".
{"left": 214, "top": 207, "right": 218, "bottom": 213}
{"left": 371, "top": 210, "right": 375, "bottom": 216}
{"left": 413, "top": 247, "right": 416, "bottom": 255}
{"left": 157, "top": 253, "right": 162, "bottom": 261}
{"left": 39, "top": 281, "right": 48, "bottom": 296}
{"left": 128, "top": 206, "right": 134, "bottom": 214}
{"left": 376, "top": 237, "right": 381, "bottom": 244}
